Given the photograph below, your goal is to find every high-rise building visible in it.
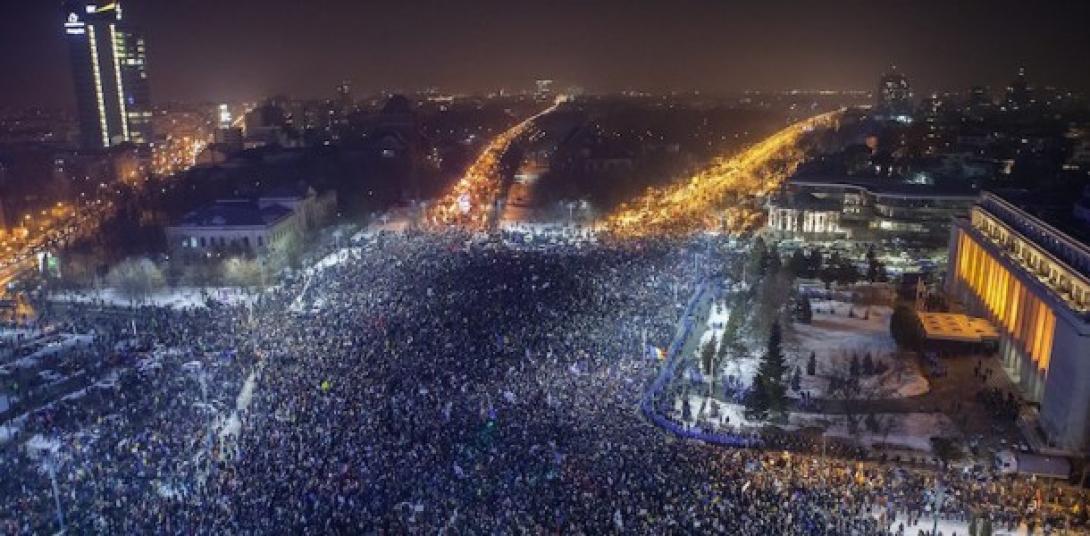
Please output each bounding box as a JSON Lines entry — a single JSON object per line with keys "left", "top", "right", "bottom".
{"left": 1004, "top": 67, "right": 1033, "bottom": 112}
{"left": 876, "top": 66, "right": 913, "bottom": 121}
{"left": 336, "top": 80, "right": 353, "bottom": 110}
{"left": 534, "top": 79, "right": 554, "bottom": 99}
{"left": 965, "top": 85, "right": 993, "bottom": 119}
{"left": 63, "top": 1, "right": 152, "bottom": 150}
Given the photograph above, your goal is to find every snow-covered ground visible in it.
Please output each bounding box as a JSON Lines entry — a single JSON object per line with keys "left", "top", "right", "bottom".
{"left": 790, "top": 300, "right": 928, "bottom": 399}
{"left": 675, "top": 395, "right": 959, "bottom": 453}
{"left": 0, "top": 327, "right": 38, "bottom": 344}
{"left": 0, "top": 412, "right": 28, "bottom": 445}
{"left": 25, "top": 434, "right": 61, "bottom": 455}
{"left": 500, "top": 221, "right": 597, "bottom": 244}
{"left": 8, "top": 334, "right": 93, "bottom": 370}
{"left": 211, "top": 364, "right": 262, "bottom": 465}
{"left": 888, "top": 515, "right": 1025, "bottom": 536}
{"left": 695, "top": 303, "right": 760, "bottom": 391}
{"left": 305, "top": 247, "right": 362, "bottom": 275}
{"left": 693, "top": 299, "right": 927, "bottom": 400}
{"left": 51, "top": 287, "right": 254, "bottom": 309}
{"left": 356, "top": 212, "right": 412, "bottom": 239}
{"left": 0, "top": 393, "right": 10, "bottom": 413}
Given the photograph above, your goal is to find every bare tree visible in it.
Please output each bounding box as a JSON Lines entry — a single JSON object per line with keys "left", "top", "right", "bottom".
{"left": 223, "top": 257, "right": 263, "bottom": 289}
{"left": 107, "top": 257, "right": 165, "bottom": 305}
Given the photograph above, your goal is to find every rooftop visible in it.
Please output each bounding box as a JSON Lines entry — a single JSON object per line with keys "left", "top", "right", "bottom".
{"left": 978, "top": 191, "right": 1090, "bottom": 281}
{"left": 175, "top": 200, "right": 293, "bottom": 228}
{"left": 918, "top": 312, "right": 1000, "bottom": 343}
{"left": 790, "top": 175, "right": 979, "bottom": 198}
{"left": 770, "top": 191, "right": 842, "bottom": 212}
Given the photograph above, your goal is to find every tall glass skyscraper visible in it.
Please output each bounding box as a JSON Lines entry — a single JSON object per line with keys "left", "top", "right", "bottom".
{"left": 63, "top": 1, "right": 152, "bottom": 150}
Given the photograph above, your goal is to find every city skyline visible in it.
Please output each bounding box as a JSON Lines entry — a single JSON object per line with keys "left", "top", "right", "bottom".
{"left": 0, "top": 0, "right": 1088, "bottom": 109}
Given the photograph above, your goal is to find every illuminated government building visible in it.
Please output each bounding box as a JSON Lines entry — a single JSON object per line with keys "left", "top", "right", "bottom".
{"left": 946, "top": 192, "right": 1090, "bottom": 451}
{"left": 63, "top": 1, "right": 152, "bottom": 150}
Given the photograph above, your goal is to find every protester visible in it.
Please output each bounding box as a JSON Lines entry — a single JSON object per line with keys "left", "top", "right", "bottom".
{"left": 0, "top": 230, "right": 1083, "bottom": 534}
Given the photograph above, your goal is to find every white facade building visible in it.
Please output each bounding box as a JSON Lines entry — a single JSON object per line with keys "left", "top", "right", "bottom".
{"left": 165, "top": 185, "right": 335, "bottom": 257}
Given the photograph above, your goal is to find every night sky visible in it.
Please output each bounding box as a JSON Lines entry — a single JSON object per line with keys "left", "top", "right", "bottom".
{"left": 2, "top": 0, "right": 1089, "bottom": 108}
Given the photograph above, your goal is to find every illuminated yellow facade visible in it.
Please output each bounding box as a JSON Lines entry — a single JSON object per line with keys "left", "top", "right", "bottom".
{"left": 947, "top": 193, "right": 1090, "bottom": 451}
{"left": 954, "top": 228, "right": 1055, "bottom": 400}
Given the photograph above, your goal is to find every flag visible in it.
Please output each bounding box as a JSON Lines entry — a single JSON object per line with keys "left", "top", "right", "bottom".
{"left": 645, "top": 344, "right": 665, "bottom": 361}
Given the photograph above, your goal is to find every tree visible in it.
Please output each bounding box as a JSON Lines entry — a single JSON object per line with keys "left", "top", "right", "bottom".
{"left": 107, "top": 257, "right": 165, "bottom": 304}
{"left": 717, "top": 315, "right": 735, "bottom": 367}
{"left": 835, "top": 260, "right": 861, "bottom": 286}
{"left": 755, "top": 270, "right": 794, "bottom": 338}
{"left": 806, "top": 351, "right": 816, "bottom": 376}
{"left": 864, "top": 412, "right": 881, "bottom": 434}
{"left": 931, "top": 437, "right": 963, "bottom": 467}
{"left": 862, "top": 353, "right": 875, "bottom": 375}
{"left": 794, "top": 295, "right": 813, "bottom": 324}
{"left": 806, "top": 249, "right": 823, "bottom": 278}
{"left": 180, "top": 261, "right": 220, "bottom": 290}
{"left": 746, "top": 321, "right": 787, "bottom": 420}
{"left": 223, "top": 257, "right": 264, "bottom": 289}
{"left": 890, "top": 305, "right": 925, "bottom": 351}
{"left": 746, "top": 375, "right": 770, "bottom": 420}
{"left": 700, "top": 335, "right": 718, "bottom": 376}
{"left": 766, "top": 244, "right": 782, "bottom": 275}
{"left": 866, "top": 245, "right": 879, "bottom": 282}
{"left": 819, "top": 266, "right": 832, "bottom": 291}
{"left": 747, "top": 236, "right": 768, "bottom": 282}
{"left": 849, "top": 354, "right": 860, "bottom": 377}
{"left": 827, "top": 373, "right": 864, "bottom": 435}
{"left": 790, "top": 366, "right": 801, "bottom": 392}
{"left": 874, "top": 359, "right": 888, "bottom": 375}
{"left": 788, "top": 249, "right": 808, "bottom": 278}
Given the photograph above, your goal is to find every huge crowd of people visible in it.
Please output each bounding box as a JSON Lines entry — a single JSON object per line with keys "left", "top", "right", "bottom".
{"left": 0, "top": 230, "right": 1087, "bottom": 534}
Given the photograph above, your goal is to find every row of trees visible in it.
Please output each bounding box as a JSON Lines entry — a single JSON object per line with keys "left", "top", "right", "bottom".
{"left": 713, "top": 236, "right": 889, "bottom": 423}
{"left": 95, "top": 255, "right": 268, "bottom": 304}
{"left": 756, "top": 237, "right": 889, "bottom": 288}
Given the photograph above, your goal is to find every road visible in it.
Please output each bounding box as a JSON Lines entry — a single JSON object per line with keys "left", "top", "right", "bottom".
{"left": 427, "top": 97, "right": 566, "bottom": 231}
{"left": 0, "top": 200, "right": 114, "bottom": 289}
{"left": 604, "top": 110, "right": 842, "bottom": 237}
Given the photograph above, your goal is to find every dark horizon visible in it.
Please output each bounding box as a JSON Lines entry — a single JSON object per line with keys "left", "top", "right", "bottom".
{"left": 2, "top": 0, "right": 1089, "bottom": 109}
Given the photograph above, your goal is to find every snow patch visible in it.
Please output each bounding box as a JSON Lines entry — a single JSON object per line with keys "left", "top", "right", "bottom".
{"left": 305, "top": 247, "right": 362, "bottom": 275}
{"left": 675, "top": 395, "right": 959, "bottom": 453}
{"left": 51, "top": 286, "right": 254, "bottom": 310}
{"left": 790, "top": 301, "right": 929, "bottom": 399}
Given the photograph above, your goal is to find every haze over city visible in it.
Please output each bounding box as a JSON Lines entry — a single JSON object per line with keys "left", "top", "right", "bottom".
{"left": 1, "top": 0, "right": 1089, "bottom": 107}
{"left": 1, "top": 1, "right": 1090, "bottom": 534}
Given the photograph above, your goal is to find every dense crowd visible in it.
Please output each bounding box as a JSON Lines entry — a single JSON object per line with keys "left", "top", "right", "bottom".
{"left": 0, "top": 231, "right": 1086, "bottom": 534}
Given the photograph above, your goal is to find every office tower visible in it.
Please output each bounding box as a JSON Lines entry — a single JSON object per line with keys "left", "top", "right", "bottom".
{"left": 1004, "top": 67, "right": 1033, "bottom": 112}
{"left": 63, "top": 1, "right": 152, "bottom": 149}
{"left": 876, "top": 66, "right": 913, "bottom": 120}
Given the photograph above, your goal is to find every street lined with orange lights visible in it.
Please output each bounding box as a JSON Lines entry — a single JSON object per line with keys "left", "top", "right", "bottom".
{"left": 604, "top": 110, "right": 841, "bottom": 237}
{"left": 427, "top": 97, "right": 565, "bottom": 230}
{"left": 0, "top": 200, "right": 113, "bottom": 288}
